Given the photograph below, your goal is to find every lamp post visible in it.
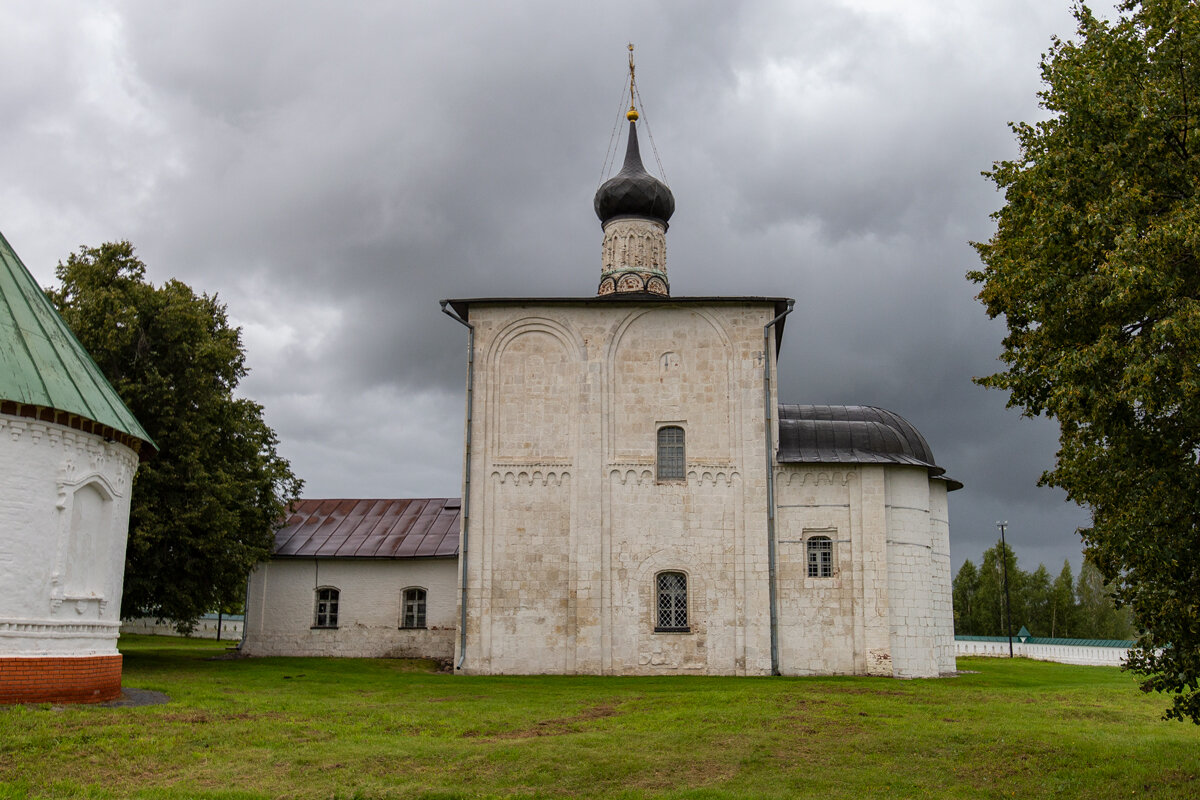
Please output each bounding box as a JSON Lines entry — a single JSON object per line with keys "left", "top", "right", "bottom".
{"left": 996, "top": 521, "right": 1014, "bottom": 658}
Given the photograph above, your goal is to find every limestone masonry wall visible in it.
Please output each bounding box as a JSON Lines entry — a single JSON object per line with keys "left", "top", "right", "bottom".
{"left": 459, "top": 302, "right": 778, "bottom": 675}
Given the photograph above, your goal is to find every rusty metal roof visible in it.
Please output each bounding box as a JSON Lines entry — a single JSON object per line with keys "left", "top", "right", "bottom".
{"left": 0, "top": 230, "right": 154, "bottom": 452}
{"left": 272, "top": 498, "right": 461, "bottom": 559}
{"left": 777, "top": 404, "right": 962, "bottom": 491}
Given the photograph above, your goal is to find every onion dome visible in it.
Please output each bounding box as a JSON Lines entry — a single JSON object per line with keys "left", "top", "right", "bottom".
{"left": 594, "top": 120, "right": 675, "bottom": 227}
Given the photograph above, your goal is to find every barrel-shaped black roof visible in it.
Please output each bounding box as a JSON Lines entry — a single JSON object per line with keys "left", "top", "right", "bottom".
{"left": 778, "top": 404, "right": 961, "bottom": 490}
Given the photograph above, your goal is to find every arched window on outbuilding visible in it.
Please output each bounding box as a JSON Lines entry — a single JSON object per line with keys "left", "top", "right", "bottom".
{"left": 314, "top": 587, "right": 340, "bottom": 628}
{"left": 401, "top": 587, "right": 427, "bottom": 629}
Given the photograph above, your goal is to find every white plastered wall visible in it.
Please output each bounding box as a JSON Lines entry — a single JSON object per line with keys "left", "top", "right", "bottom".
{"left": 242, "top": 557, "right": 458, "bottom": 658}
{"left": 0, "top": 413, "right": 138, "bottom": 657}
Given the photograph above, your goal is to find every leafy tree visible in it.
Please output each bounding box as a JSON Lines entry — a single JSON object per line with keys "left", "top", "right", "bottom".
{"left": 1024, "top": 564, "right": 1053, "bottom": 637}
{"left": 969, "top": 0, "right": 1200, "bottom": 721}
{"left": 48, "top": 242, "right": 302, "bottom": 631}
{"left": 974, "top": 542, "right": 1021, "bottom": 638}
{"left": 953, "top": 559, "right": 981, "bottom": 635}
{"left": 1076, "top": 556, "right": 1138, "bottom": 640}
{"left": 1049, "top": 560, "right": 1077, "bottom": 638}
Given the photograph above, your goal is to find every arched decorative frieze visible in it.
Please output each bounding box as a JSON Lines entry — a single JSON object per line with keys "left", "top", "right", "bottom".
{"left": 493, "top": 469, "right": 570, "bottom": 488}
{"left": 606, "top": 464, "right": 740, "bottom": 487}
{"left": 608, "top": 467, "right": 656, "bottom": 486}
{"left": 776, "top": 468, "right": 858, "bottom": 487}
{"left": 686, "top": 468, "right": 740, "bottom": 487}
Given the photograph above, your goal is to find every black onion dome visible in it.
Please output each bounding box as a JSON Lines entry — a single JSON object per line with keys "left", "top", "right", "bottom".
{"left": 594, "top": 120, "right": 675, "bottom": 226}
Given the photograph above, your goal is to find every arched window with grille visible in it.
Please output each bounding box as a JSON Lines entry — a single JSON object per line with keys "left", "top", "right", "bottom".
{"left": 314, "top": 587, "right": 339, "bottom": 628}
{"left": 807, "top": 536, "right": 834, "bottom": 578}
{"left": 401, "top": 587, "right": 427, "bottom": 629}
{"left": 655, "top": 571, "right": 689, "bottom": 632}
{"left": 657, "top": 426, "right": 685, "bottom": 481}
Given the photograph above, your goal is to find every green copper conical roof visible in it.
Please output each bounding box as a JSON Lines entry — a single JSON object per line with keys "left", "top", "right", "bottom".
{"left": 0, "top": 230, "right": 154, "bottom": 452}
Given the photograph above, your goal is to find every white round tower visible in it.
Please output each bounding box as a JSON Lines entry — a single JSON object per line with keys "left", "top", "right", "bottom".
{"left": 0, "top": 232, "right": 154, "bottom": 704}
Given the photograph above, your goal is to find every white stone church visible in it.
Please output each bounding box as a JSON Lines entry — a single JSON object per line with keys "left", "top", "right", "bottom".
{"left": 244, "top": 105, "right": 959, "bottom": 678}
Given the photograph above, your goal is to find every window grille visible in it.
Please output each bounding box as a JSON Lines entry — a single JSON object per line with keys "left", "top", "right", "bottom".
{"left": 402, "top": 588, "right": 427, "bottom": 628}
{"left": 807, "top": 536, "right": 834, "bottom": 578}
{"left": 657, "top": 426, "right": 685, "bottom": 481}
{"left": 314, "top": 587, "right": 339, "bottom": 628}
{"left": 656, "top": 571, "right": 688, "bottom": 631}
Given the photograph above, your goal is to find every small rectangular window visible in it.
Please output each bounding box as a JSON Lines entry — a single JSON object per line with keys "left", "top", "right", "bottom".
{"left": 657, "top": 426, "right": 685, "bottom": 481}
{"left": 807, "top": 537, "right": 833, "bottom": 578}
{"left": 402, "top": 588, "right": 426, "bottom": 628}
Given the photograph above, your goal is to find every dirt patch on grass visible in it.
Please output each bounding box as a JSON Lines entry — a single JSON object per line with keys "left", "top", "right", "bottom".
{"left": 827, "top": 686, "right": 908, "bottom": 697}
{"left": 469, "top": 702, "right": 621, "bottom": 740}
{"left": 158, "top": 711, "right": 212, "bottom": 723}
{"left": 95, "top": 688, "right": 170, "bottom": 708}
{"left": 626, "top": 758, "right": 740, "bottom": 792}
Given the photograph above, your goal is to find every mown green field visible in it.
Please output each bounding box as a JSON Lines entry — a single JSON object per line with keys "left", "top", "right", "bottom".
{"left": 1, "top": 635, "right": 1197, "bottom": 799}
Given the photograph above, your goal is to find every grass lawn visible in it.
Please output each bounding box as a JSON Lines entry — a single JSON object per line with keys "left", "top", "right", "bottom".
{"left": 1, "top": 636, "right": 1197, "bottom": 799}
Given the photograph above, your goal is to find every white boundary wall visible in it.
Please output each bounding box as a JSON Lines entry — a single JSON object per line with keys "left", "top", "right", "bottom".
{"left": 121, "top": 615, "right": 244, "bottom": 640}
{"left": 956, "top": 638, "right": 1130, "bottom": 667}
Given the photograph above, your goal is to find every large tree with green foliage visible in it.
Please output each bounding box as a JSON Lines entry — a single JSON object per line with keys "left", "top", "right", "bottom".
{"left": 48, "top": 242, "right": 302, "bottom": 630}
{"left": 970, "top": 0, "right": 1200, "bottom": 721}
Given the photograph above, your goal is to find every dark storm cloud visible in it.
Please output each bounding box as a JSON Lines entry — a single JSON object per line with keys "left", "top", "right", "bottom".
{"left": 0, "top": 1, "right": 1092, "bottom": 571}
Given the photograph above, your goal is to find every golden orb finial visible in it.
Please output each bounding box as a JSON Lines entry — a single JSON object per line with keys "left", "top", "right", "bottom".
{"left": 626, "top": 43, "right": 638, "bottom": 122}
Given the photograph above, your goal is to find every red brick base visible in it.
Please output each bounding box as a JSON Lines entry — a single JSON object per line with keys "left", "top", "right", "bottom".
{"left": 0, "top": 655, "right": 122, "bottom": 704}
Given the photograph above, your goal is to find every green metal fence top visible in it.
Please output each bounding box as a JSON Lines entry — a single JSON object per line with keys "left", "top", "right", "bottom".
{"left": 956, "top": 635, "right": 1135, "bottom": 648}
{"left": 0, "top": 230, "right": 154, "bottom": 453}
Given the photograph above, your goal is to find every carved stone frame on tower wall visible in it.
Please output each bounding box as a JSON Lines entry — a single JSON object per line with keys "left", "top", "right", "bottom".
{"left": 51, "top": 472, "right": 122, "bottom": 615}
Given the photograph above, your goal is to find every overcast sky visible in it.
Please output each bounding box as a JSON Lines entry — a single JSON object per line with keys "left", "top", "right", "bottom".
{"left": 1, "top": 0, "right": 1103, "bottom": 574}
